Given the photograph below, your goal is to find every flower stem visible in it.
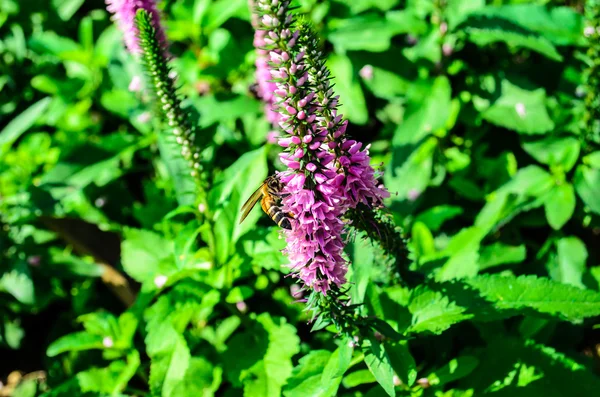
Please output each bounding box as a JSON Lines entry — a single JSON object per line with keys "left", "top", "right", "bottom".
{"left": 135, "top": 9, "right": 207, "bottom": 195}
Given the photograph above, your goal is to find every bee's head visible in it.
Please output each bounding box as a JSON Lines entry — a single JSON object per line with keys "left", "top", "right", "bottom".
{"left": 266, "top": 176, "right": 283, "bottom": 191}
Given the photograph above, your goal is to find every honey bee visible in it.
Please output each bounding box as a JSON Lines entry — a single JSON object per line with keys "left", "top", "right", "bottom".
{"left": 239, "top": 175, "right": 293, "bottom": 230}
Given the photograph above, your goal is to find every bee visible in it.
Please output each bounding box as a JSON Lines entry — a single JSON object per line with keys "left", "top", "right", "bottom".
{"left": 239, "top": 175, "right": 293, "bottom": 230}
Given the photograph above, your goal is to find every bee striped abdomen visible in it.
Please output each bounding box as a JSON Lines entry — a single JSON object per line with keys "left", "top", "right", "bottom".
{"left": 268, "top": 206, "right": 292, "bottom": 230}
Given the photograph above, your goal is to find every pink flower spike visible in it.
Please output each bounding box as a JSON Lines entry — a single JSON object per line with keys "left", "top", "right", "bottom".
{"left": 106, "top": 0, "right": 166, "bottom": 54}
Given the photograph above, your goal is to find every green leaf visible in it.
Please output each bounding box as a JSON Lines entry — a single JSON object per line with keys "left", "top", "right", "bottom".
{"left": 327, "top": 11, "right": 427, "bottom": 53}
{"left": 343, "top": 370, "right": 376, "bottom": 388}
{"left": 52, "top": 0, "right": 85, "bottom": 21}
{"left": 363, "top": 337, "right": 396, "bottom": 397}
{"left": 544, "top": 183, "right": 576, "bottom": 230}
{"left": 171, "top": 357, "right": 221, "bottom": 396}
{"left": 464, "top": 274, "right": 600, "bottom": 322}
{"left": 411, "top": 222, "right": 436, "bottom": 260}
{"left": 392, "top": 77, "right": 453, "bottom": 147}
{"left": 156, "top": 128, "right": 197, "bottom": 207}
{"left": 548, "top": 237, "right": 588, "bottom": 288}
{"left": 407, "top": 287, "right": 470, "bottom": 334}
{"left": 475, "top": 166, "right": 555, "bottom": 229}
{"left": 204, "top": 0, "right": 248, "bottom": 31}
{"left": 523, "top": 136, "right": 580, "bottom": 171}
{"left": 385, "top": 342, "right": 417, "bottom": 386}
{"left": 445, "top": 0, "right": 485, "bottom": 30}
{"left": 321, "top": 343, "right": 353, "bottom": 387}
{"left": 478, "top": 243, "right": 526, "bottom": 270}
{"left": 0, "top": 261, "right": 35, "bottom": 305}
{"left": 426, "top": 356, "right": 479, "bottom": 387}
{"left": 387, "top": 137, "right": 438, "bottom": 202}
{"left": 469, "top": 5, "right": 585, "bottom": 46}
{"left": 222, "top": 314, "right": 300, "bottom": 397}
{"left": 338, "top": 0, "right": 401, "bottom": 13}
{"left": 434, "top": 226, "right": 486, "bottom": 281}
{"left": 193, "top": 95, "right": 260, "bottom": 128}
{"left": 46, "top": 332, "right": 104, "bottom": 357}
{"left": 0, "top": 97, "right": 51, "bottom": 155}
{"left": 460, "top": 15, "right": 563, "bottom": 61}
{"left": 149, "top": 332, "right": 191, "bottom": 397}
{"left": 414, "top": 205, "right": 463, "bottom": 231}
{"left": 209, "top": 147, "right": 268, "bottom": 264}
{"left": 387, "top": 77, "right": 452, "bottom": 202}
{"left": 77, "top": 351, "right": 140, "bottom": 394}
{"left": 1, "top": 318, "right": 25, "bottom": 349}
{"left": 327, "top": 54, "right": 368, "bottom": 125}
{"left": 574, "top": 165, "right": 600, "bottom": 214}
{"left": 284, "top": 350, "right": 336, "bottom": 397}
{"left": 121, "top": 228, "right": 174, "bottom": 283}
{"left": 482, "top": 80, "right": 554, "bottom": 134}
{"left": 361, "top": 65, "right": 412, "bottom": 100}
{"left": 225, "top": 286, "right": 254, "bottom": 304}
{"left": 583, "top": 151, "right": 600, "bottom": 168}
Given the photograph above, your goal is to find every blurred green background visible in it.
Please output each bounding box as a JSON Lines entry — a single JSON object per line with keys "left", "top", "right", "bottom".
{"left": 1, "top": 0, "right": 600, "bottom": 396}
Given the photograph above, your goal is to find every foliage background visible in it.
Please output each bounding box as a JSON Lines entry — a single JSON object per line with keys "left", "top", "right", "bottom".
{"left": 1, "top": 0, "right": 600, "bottom": 396}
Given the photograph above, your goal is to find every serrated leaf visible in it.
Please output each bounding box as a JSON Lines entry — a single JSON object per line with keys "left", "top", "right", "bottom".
{"left": 464, "top": 274, "right": 600, "bottom": 322}
{"left": 465, "top": 338, "right": 600, "bottom": 394}
{"left": 482, "top": 80, "right": 554, "bottom": 134}
{"left": 544, "top": 183, "right": 576, "bottom": 230}
{"left": 407, "top": 287, "right": 470, "bottom": 334}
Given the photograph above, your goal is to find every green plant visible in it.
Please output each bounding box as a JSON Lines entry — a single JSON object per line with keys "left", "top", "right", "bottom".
{"left": 0, "top": 0, "right": 599, "bottom": 396}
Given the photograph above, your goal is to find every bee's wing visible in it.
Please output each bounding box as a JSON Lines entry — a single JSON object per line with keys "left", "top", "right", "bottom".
{"left": 239, "top": 182, "right": 265, "bottom": 224}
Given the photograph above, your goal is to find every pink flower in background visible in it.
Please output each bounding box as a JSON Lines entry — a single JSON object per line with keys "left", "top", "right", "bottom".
{"left": 253, "top": 26, "right": 280, "bottom": 125}
{"left": 105, "top": 0, "right": 165, "bottom": 54}
{"left": 128, "top": 75, "right": 142, "bottom": 91}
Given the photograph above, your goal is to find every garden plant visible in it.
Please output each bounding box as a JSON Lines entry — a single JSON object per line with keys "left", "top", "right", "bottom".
{"left": 1, "top": 0, "right": 600, "bottom": 396}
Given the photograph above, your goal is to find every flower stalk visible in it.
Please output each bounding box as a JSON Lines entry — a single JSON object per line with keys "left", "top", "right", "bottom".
{"left": 134, "top": 10, "right": 206, "bottom": 190}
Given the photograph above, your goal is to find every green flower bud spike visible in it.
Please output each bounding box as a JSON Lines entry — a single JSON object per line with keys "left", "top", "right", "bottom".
{"left": 134, "top": 9, "right": 206, "bottom": 192}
